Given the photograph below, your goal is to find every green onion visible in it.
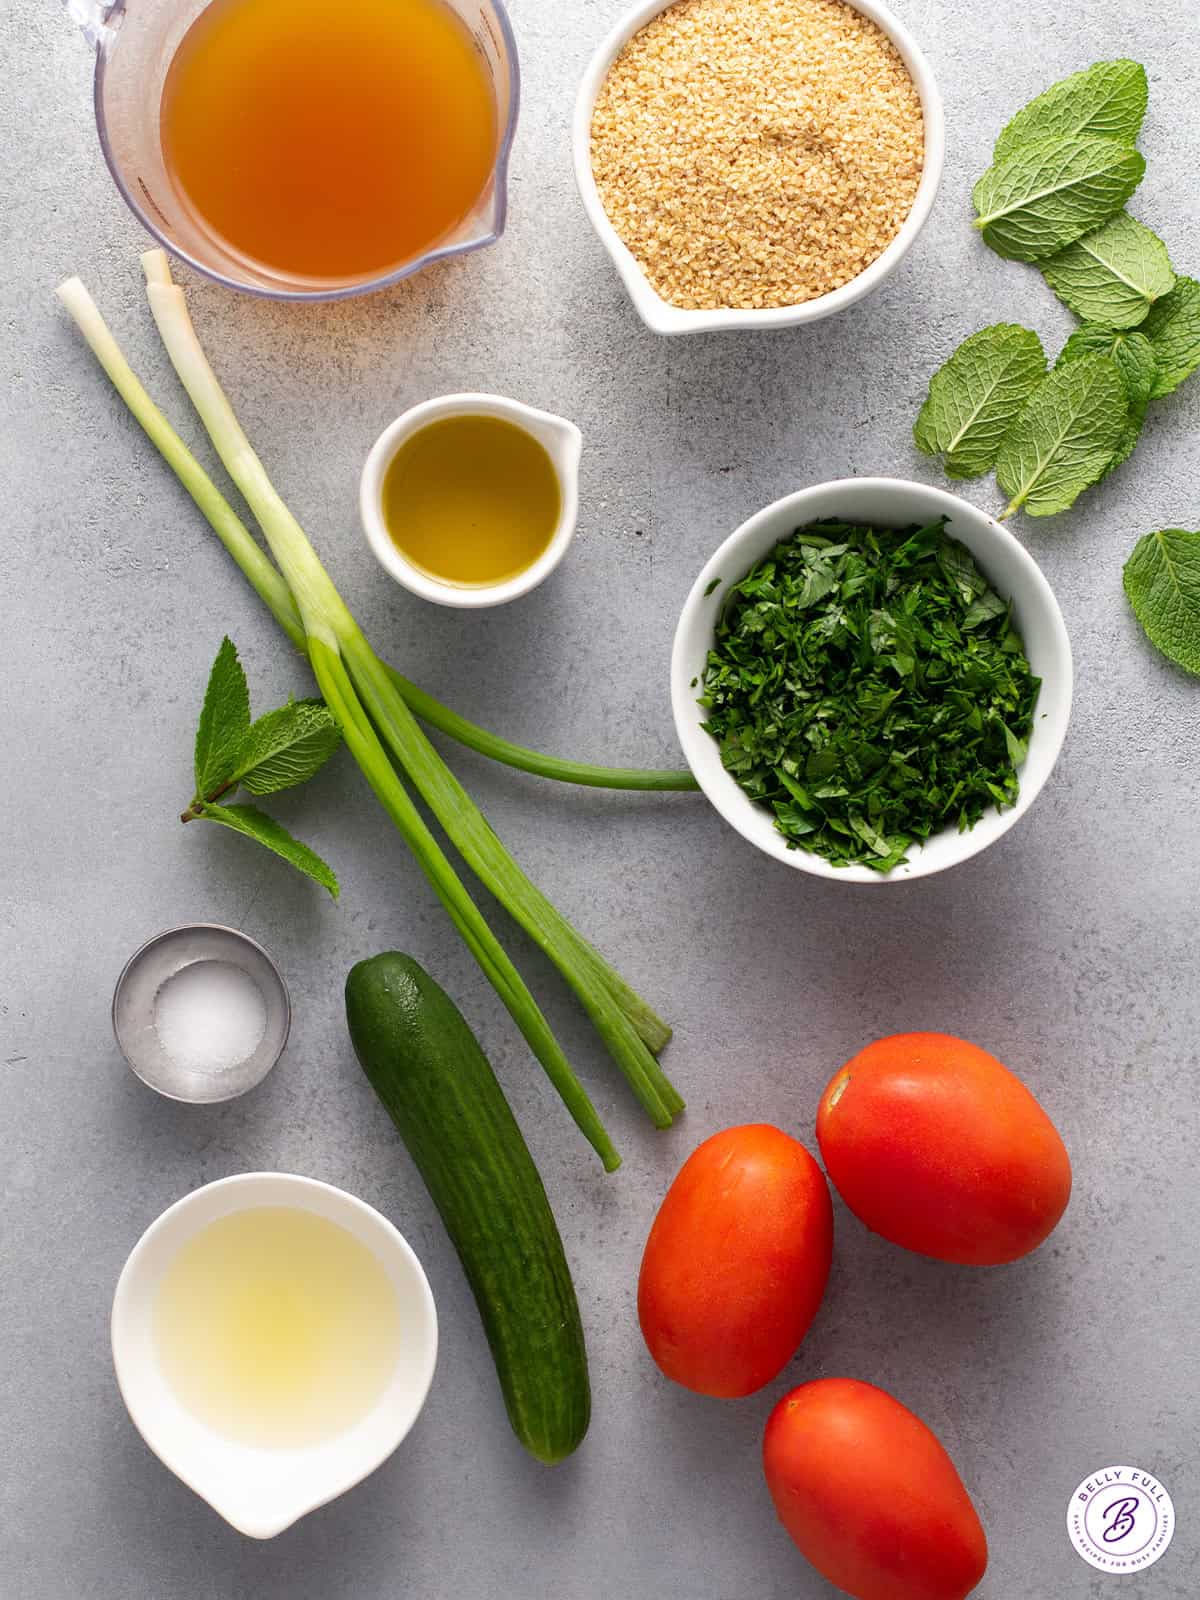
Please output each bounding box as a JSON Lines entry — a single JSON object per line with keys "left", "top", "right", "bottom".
{"left": 57, "top": 259, "right": 688, "bottom": 1168}
{"left": 388, "top": 677, "right": 698, "bottom": 793}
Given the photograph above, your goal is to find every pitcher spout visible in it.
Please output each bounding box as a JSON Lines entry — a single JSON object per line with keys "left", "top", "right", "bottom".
{"left": 196, "top": 1480, "right": 320, "bottom": 1541}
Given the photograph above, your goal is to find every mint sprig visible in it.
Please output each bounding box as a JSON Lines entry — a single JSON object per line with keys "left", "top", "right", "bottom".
{"left": 183, "top": 638, "right": 341, "bottom": 896}
{"left": 916, "top": 61, "right": 1199, "bottom": 518}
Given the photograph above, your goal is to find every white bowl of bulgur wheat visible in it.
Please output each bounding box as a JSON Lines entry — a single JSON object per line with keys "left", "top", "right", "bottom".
{"left": 574, "top": 0, "right": 944, "bottom": 335}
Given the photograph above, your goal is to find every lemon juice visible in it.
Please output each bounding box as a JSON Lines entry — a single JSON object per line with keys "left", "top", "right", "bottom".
{"left": 154, "top": 1206, "right": 401, "bottom": 1449}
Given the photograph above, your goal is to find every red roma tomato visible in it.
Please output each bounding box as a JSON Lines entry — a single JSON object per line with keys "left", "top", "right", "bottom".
{"left": 816, "top": 1032, "right": 1071, "bottom": 1266}
{"left": 763, "top": 1378, "right": 988, "bottom": 1600}
{"left": 637, "top": 1124, "right": 832, "bottom": 1398}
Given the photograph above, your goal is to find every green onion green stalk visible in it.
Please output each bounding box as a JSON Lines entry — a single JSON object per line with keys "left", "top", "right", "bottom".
{"left": 57, "top": 254, "right": 689, "bottom": 1170}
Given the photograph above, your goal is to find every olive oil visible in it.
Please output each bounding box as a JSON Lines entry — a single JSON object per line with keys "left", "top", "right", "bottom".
{"left": 154, "top": 1207, "right": 401, "bottom": 1449}
{"left": 159, "top": 0, "right": 498, "bottom": 285}
{"left": 383, "top": 415, "right": 561, "bottom": 587}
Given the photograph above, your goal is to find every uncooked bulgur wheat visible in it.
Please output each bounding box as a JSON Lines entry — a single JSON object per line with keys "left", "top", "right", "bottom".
{"left": 590, "top": 0, "right": 925, "bottom": 311}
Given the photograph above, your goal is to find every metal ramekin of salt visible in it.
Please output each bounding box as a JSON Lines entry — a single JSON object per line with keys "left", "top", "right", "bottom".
{"left": 113, "top": 925, "right": 291, "bottom": 1103}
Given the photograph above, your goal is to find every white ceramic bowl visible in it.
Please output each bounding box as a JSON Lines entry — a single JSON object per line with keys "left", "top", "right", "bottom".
{"left": 573, "top": 0, "right": 945, "bottom": 336}
{"left": 112, "top": 1173, "right": 438, "bottom": 1539}
{"left": 671, "top": 479, "right": 1073, "bottom": 882}
{"left": 360, "top": 393, "right": 582, "bottom": 608}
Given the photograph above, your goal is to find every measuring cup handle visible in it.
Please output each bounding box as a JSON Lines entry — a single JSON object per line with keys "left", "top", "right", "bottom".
{"left": 65, "top": 0, "right": 116, "bottom": 50}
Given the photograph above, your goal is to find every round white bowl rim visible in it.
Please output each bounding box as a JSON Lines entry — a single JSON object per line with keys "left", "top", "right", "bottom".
{"left": 671, "top": 478, "right": 1074, "bottom": 883}
{"left": 359, "top": 392, "right": 582, "bottom": 609}
{"left": 111, "top": 1172, "right": 439, "bottom": 1537}
{"left": 573, "top": 0, "right": 946, "bottom": 335}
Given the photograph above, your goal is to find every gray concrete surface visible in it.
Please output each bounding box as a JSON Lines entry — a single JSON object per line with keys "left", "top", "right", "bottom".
{"left": 4, "top": 2, "right": 1199, "bottom": 1596}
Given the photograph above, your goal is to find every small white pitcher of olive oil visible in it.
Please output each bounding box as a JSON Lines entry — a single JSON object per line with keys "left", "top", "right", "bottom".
{"left": 360, "top": 394, "right": 583, "bottom": 608}
{"left": 112, "top": 1173, "right": 438, "bottom": 1538}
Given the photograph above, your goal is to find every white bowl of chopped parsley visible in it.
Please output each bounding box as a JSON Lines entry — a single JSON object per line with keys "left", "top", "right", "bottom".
{"left": 671, "top": 479, "right": 1072, "bottom": 880}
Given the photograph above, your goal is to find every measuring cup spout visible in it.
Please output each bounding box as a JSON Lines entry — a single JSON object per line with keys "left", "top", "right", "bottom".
{"left": 486, "top": 177, "right": 511, "bottom": 247}
{"left": 65, "top": 0, "right": 117, "bottom": 49}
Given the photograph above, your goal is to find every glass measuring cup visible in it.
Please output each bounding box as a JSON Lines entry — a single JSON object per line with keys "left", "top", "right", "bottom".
{"left": 65, "top": 0, "right": 520, "bottom": 301}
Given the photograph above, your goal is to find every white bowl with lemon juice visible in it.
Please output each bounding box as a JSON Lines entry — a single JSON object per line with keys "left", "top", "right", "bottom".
{"left": 112, "top": 1173, "right": 437, "bottom": 1538}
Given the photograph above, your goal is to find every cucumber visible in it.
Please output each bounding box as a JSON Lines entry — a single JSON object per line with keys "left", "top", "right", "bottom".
{"left": 345, "top": 952, "right": 590, "bottom": 1465}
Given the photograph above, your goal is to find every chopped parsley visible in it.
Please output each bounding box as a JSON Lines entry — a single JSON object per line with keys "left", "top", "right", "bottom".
{"left": 699, "top": 518, "right": 1041, "bottom": 872}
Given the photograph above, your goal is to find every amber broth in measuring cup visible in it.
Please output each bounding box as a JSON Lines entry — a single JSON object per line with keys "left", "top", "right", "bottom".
{"left": 159, "top": 0, "right": 499, "bottom": 285}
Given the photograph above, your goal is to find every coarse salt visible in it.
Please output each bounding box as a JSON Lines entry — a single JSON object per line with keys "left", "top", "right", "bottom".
{"left": 154, "top": 960, "right": 267, "bottom": 1075}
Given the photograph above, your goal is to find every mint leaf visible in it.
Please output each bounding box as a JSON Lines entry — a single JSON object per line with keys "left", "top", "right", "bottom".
{"left": 973, "top": 136, "right": 1146, "bottom": 262}
{"left": 1058, "top": 326, "right": 1157, "bottom": 422}
{"left": 194, "top": 637, "right": 250, "bottom": 796}
{"left": 1141, "top": 276, "right": 1200, "bottom": 398}
{"left": 1123, "top": 529, "right": 1200, "bottom": 675}
{"left": 1041, "top": 212, "right": 1174, "bottom": 328}
{"left": 1057, "top": 326, "right": 1156, "bottom": 475}
{"left": 993, "top": 60, "right": 1148, "bottom": 164}
{"left": 230, "top": 700, "right": 341, "bottom": 795}
{"left": 996, "top": 354, "right": 1128, "bottom": 517}
{"left": 199, "top": 802, "right": 340, "bottom": 897}
{"left": 914, "top": 324, "right": 1046, "bottom": 478}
